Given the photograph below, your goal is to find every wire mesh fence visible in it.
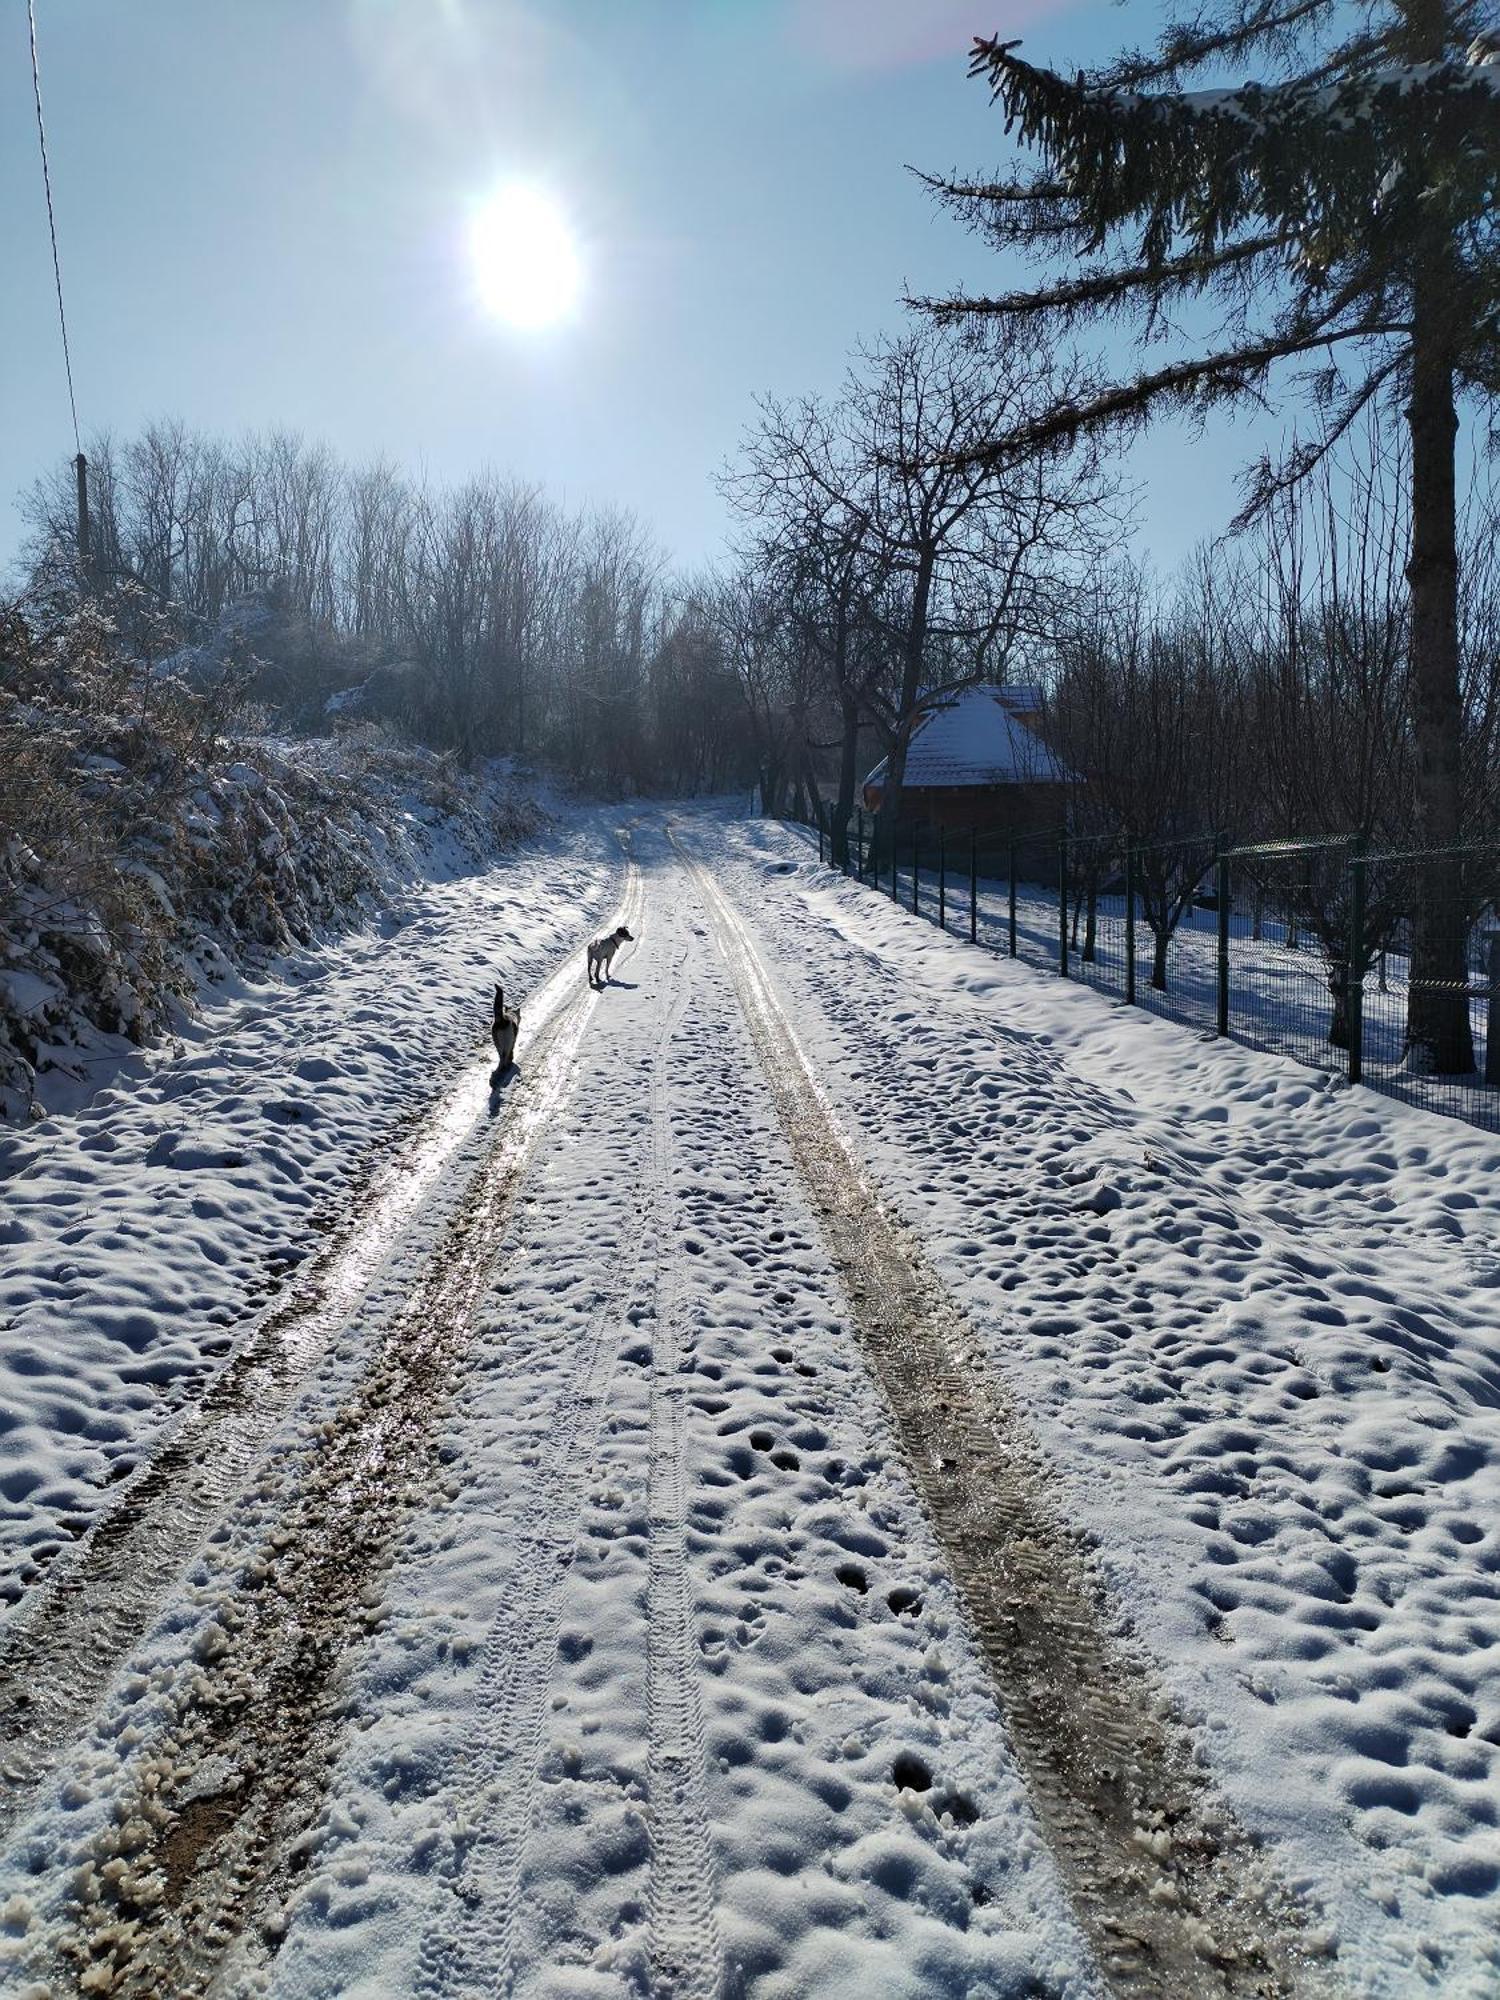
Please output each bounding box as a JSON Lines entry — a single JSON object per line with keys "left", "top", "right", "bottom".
{"left": 800, "top": 806, "right": 1500, "bottom": 1137}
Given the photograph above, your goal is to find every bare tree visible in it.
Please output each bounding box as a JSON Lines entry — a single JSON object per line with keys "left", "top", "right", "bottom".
{"left": 1049, "top": 565, "right": 1245, "bottom": 989}
{"left": 727, "top": 325, "right": 1114, "bottom": 857}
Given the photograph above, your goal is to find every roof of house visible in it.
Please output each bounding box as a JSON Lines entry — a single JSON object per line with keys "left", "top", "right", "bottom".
{"left": 864, "top": 684, "right": 1068, "bottom": 793}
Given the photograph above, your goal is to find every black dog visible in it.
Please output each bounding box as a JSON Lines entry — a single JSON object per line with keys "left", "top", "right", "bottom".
{"left": 491, "top": 984, "right": 520, "bottom": 1069}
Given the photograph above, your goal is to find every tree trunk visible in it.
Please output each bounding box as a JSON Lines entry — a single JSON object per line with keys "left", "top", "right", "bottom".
{"left": 1404, "top": 261, "right": 1474, "bottom": 1072}
{"left": 1150, "top": 924, "right": 1169, "bottom": 991}
{"left": 1327, "top": 963, "right": 1350, "bottom": 1050}
{"left": 871, "top": 549, "right": 935, "bottom": 863}
{"left": 831, "top": 691, "right": 861, "bottom": 868}
{"left": 1082, "top": 878, "right": 1098, "bottom": 963}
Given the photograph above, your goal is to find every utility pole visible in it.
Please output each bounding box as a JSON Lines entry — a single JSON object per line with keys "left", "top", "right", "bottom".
{"left": 75, "top": 451, "right": 90, "bottom": 570}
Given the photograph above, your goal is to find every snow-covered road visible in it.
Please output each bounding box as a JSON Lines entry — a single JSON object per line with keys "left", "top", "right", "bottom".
{"left": 1, "top": 805, "right": 1496, "bottom": 1997}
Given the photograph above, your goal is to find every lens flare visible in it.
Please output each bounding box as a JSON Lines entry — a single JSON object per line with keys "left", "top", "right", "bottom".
{"left": 470, "top": 183, "right": 582, "bottom": 330}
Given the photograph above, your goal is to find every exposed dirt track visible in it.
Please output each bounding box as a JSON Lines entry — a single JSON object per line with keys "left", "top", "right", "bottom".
{"left": 668, "top": 821, "right": 1332, "bottom": 2000}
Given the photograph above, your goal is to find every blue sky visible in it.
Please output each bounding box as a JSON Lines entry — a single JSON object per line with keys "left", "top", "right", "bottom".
{"left": 2, "top": 0, "right": 1280, "bottom": 583}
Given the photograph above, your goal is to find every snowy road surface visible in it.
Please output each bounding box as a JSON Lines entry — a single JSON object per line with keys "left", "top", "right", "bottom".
{"left": 0, "top": 806, "right": 1497, "bottom": 1997}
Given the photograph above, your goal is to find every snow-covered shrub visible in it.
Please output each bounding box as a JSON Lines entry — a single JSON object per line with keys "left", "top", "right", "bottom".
{"left": 0, "top": 597, "right": 543, "bottom": 1123}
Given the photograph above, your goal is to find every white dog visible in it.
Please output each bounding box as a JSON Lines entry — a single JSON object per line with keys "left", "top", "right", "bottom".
{"left": 587, "top": 925, "right": 634, "bottom": 988}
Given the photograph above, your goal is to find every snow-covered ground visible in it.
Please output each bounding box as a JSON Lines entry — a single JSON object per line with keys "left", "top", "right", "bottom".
{"left": 706, "top": 812, "right": 1500, "bottom": 1996}
{"left": 0, "top": 801, "right": 1496, "bottom": 1997}
{"left": 875, "top": 857, "right": 1495, "bottom": 1130}
{"left": 0, "top": 805, "right": 621, "bottom": 1599}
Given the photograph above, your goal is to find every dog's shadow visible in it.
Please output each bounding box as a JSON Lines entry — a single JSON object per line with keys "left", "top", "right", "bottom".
{"left": 487, "top": 1061, "right": 520, "bottom": 1114}
{"left": 595, "top": 979, "right": 639, "bottom": 992}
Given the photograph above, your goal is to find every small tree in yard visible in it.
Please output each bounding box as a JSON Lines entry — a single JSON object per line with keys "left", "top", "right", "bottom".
{"left": 1050, "top": 566, "right": 1247, "bottom": 990}
{"left": 1231, "top": 429, "right": 1416, "bottom": 1044}
{"left": 921, "top": 3, "right": 1500, "bottom": 1072}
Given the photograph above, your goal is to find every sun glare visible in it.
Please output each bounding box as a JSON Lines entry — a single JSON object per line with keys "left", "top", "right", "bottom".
{"left": 470, "top": 184, "right": 582, "bottom": 330}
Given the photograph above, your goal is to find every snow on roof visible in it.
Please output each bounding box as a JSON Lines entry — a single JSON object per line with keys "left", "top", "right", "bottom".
{"left": 864, "top": 685, "right": 1068, "bottom": 792}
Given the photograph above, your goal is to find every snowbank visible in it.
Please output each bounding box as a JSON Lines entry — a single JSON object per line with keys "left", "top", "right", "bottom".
{"left": 0, "top": 723, "right": 542, "bottom": 1125}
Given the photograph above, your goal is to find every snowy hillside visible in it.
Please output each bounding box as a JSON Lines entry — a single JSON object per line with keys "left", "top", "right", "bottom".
{"left": 0, "top": 708, "right": 545, "bottom": 1125}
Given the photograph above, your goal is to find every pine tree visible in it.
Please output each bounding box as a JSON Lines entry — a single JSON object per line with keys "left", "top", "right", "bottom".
{"left": 920, "top": 1, "right": 1500, "bottom": 1073}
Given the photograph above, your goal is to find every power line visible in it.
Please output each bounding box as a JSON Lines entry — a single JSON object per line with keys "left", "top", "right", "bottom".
{"left": 27, "top": 0, "right": 81, "bottom": 453}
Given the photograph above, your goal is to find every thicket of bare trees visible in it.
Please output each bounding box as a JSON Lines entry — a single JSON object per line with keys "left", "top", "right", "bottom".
{"left": 22, "top": 322, "right": 1117, "bottom": 825}
{"left": 1044, "top": 423, "right": 1500, "bottom": 1033}
{"left": 722, "top": 325, "right": 1115, "bottom": 861}
{"left": 24, "top": 425, "right": 748, "bottom": 794}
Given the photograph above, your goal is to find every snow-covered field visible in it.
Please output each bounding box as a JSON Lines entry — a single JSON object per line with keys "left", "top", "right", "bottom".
{"left": 0, "top": 800, "right": 1496, "bottom": 1997}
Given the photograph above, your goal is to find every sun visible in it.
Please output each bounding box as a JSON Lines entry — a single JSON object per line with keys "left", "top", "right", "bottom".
{"left": 469, "top": 184, "right": 582, "bottom": 331}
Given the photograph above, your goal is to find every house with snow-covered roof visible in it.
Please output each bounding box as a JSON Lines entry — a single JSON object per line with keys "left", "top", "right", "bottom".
{"left": 861, "top": 683, "right": 1071, "bottom": 841}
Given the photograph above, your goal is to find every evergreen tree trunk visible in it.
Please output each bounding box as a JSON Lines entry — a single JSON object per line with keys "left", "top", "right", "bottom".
{"left": 1404, "top": 267, "right": 1474, "bottom": 1073}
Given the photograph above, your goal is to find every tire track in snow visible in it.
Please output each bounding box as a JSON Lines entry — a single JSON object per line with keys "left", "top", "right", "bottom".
{"left": 0, "top": 876, "right": 638, "bottom": 1839}
{"left": 412, "top": 1257, "right": 646, "bottom": 2000}
{"left": 412, "top": 1214, "right": 652, "bottom": 1990}
{"left": 414, "top": 916, "right": 720, "bottom": 1992}
{"left": 641, "top": 875, "right": 722, "bottom": 2000}
{"left": 668, "top": 823, "right": 1327, "bottom": 2000}
{"left": 20, "top": 875, "right": 644, "bottom": 2000}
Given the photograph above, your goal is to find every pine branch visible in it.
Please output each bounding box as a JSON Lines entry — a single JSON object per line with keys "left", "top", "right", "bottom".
{"left": 910, "top": 167, "right": 1069, "bottom": 206}
{"left": 1078, "top": 0, "right": 1341, "bottom": 90}
{"left": 967, "top": 40, "right": 1500, "bottom": 274}
{"left": 1228, "top": 353, "right": 1403, "bottom": 526}
{"left": 909, "top": 230, "right": 1290, "bottom": 327}
{"left": 938, "top": 323, "right": 1407, "bottom": 470}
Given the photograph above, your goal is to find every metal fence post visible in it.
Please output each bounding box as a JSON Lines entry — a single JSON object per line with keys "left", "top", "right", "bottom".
{"left": 912, "top": 831, "right": 921, "bottom": 915}
{"left": 857, "top": 808, "right": 865, "bottom": 883}
{"left": 1125, "top": 844, "right": 1137, "bottom": 1006}
{"left": 1215, "top": 838, "right": 1231, "bottom": 1038}
{"left": 938, "top": 829, "right": 947, "bottom": 930}
{"left": 1059, "top": 833, "right": 1069, "bottom": 977}
{"left": 969, "top": 828, "right": 977, "bottom": 945}
{"left": 818, "top": 817, "right": 824, "bottom": 865}
{"left": 890, "top": 827, "right": 898, "bottom": 902}
{"left": 1348, "top": 841, "right": 1367, "bottom": 1086}
{"left": 1486, "top": 932, "right": 1500, "bottom": 1087}
{"left": 1008, "top": 841, "right": 1018, "bottom": 958}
